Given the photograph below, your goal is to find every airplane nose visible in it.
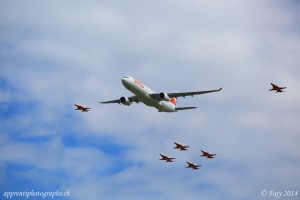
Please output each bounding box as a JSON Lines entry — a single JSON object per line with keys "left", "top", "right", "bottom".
{"left": 122, "top": 77, "right": 127, "bottom": 85}
{"left": 122, "top": 77, "right": 130, "bottom": 89}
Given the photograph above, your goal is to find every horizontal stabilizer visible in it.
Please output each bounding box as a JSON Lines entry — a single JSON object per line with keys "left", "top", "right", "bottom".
{"left": 175, "top": 107, "right": 197, "bottom": 111}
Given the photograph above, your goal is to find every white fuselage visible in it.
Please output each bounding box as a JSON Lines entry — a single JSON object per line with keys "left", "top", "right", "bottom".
{"left": 122, "top": 76, "right": 176, "bottom": 112}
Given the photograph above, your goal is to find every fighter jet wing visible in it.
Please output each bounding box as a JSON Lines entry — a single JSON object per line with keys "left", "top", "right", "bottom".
{"left": 100, "top": 95, "right": 141, "bottom": 104}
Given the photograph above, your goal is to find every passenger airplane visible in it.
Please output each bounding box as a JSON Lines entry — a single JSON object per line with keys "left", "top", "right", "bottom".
{"left": 201, "top": 150, "right": 216, "bottom": 159}
{"left": 100, "top": 76, "right": 222, "bottom": 112}
{"left": 173, "top": 142, "right": 190, "bottom": 151}
{"left": 186, "top": 161, "right": 201, "bottom": 170}
{"left": 269, "top": 83, "right": 286, "bottom": 93}
{"left": 159, "top": 154, "right": 175, "bottom": 162}
{"left": 74, "top": 104, "right": 90, "bottom": 112}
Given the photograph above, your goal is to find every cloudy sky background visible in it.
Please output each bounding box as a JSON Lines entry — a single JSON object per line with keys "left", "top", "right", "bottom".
{"left": 1, "top": 0, "right": 300, "bottom": 199}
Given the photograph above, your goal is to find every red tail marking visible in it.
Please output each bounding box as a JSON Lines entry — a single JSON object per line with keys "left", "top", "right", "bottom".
{"left": 170, "top": 97, "right": 177, "bottom": 106}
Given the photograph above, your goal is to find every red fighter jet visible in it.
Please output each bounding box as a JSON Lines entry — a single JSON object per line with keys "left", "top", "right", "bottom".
{"left": 201, "top": 150, "right": 216, "bottom": 159}
{"left": 159, "top": 154, "right": 175, "bottom": 162}
{"left": 74, "top": 104, "right": 91, "bottom": 112}
{"left": 186, "top": 161, "right": 201, "bottom": 170}
{"left": 173, "top": 142, "right": 190, "bottom": 151}
{"left": 269, "top": 83, "right": 286, "bottom": 93}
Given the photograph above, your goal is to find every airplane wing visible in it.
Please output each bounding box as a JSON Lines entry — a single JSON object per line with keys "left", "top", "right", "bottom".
{"left": 168, "top": 88, "right": 222, "bottom": 98}
{"left": 101, "top": 88, "right": 222, "bottom": 104}
{"left": 149, "top": 88, "right": 222, "bottom": 100}
{"left": 100, "top": 95, "right": 141, "bottom": 104}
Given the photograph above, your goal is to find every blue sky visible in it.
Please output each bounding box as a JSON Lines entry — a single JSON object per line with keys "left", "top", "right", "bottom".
{"left": 1, "top": 0, "right": 300, "bottom": 199}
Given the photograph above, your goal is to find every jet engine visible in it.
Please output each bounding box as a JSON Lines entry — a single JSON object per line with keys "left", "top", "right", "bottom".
{"left": 159, "top": 92, "right": 170, "bottom": 101}
{"left": 120, "top": 96, "right": 131, "bottom": 106}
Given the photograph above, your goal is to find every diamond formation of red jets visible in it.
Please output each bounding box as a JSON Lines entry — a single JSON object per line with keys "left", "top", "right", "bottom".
{"left": 159, "top": 142, "right": 217, "bottom": 170}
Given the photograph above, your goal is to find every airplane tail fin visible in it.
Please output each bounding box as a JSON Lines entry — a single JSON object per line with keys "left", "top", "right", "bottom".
{"left": 170, "top": 97, "right": 196, "bottom": 111}
{"left": 170, "top": 97, "right": 177, "bottom": 106}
